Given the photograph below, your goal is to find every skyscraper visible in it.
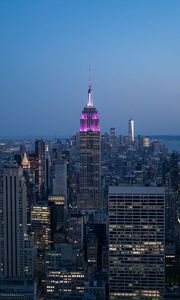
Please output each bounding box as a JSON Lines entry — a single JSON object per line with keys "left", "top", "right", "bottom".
{"left": 53, "top": 160, "right": 67, "bottom": 199}
{"left": 128, "top": 118, "right": 135, "bottom": 144}
{"left": 35, "top": 139, "right": 47, "bottom": 200}
{"left": 79, "top": 79, "right": 101, "bottom": 210}
{"left": 110, "top": 127, "right": 117, "bottom": 151}
{"left": 109, "top": 186, "right": 165, "bottom": 299}
{"left": 31, "top": 204, "right": 51, "bottom": 250}
{"left": 0, "top": 167, "right": 36, "bottom": 299}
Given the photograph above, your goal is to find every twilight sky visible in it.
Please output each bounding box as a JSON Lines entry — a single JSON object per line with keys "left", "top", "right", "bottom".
{"left": 0, "top": 0, "right": 180, "bottom": 136}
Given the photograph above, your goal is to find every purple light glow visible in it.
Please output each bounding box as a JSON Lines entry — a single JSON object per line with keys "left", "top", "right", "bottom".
{"left": 92, "top": 113, "right": 98, "bottom": 120}
{"left": 81, "top": 113, "right": 88, "bottom": 120}
{"left": 80, "top": 125, "right": 101, "bottom": 132}
{"left": 91, "top": 125, "right": 101, "bottom": 131}
{"left": 80, "top": 111, "right": 100, "bottom": 132}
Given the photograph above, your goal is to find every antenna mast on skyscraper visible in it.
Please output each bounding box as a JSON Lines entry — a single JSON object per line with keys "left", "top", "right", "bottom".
{"left": 87, "top": 68, "right": 93, "bottom": 107}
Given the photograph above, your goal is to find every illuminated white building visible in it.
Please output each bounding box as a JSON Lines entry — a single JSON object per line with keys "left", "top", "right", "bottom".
{"left": 128, "top": 118, "right": 135, "bottom": 144}
{"left": 143, "top": 136, "right": 150, "bottom": 148}
{"left": 109, "top": 186, "right": 165, "bottom": 299}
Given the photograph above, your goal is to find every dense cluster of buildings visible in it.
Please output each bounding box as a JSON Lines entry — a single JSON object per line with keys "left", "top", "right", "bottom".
{"left": 0, "top": 81, "right": 179, "bottom": 299}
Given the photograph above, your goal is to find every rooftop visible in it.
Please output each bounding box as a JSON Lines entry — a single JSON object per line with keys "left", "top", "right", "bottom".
{"left": 109, "top": 185, "right": 165, "bottom": 195}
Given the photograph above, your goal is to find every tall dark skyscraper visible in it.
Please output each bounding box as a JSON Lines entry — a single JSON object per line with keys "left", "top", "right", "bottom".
{"left": 35, "top": 139, "right": 47, "bottom": 199}
{"left": 0, "top": 167, "right": 36, "bottom": 299}
{"left": 79, "top": 79, "right": 102, "bottom": 210}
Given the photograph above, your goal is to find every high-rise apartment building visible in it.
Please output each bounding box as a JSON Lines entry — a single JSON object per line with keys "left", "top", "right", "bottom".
{"left": 79, "top": 79, "right": 101, "bottom": 210}
{"left": 128, "top": 118, "right": 135, "bottom": 144}
{"left": 109, "top": 186, "right": 165, "bottom": 299}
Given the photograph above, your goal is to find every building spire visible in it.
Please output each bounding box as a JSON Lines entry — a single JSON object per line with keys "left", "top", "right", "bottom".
{"left": 21, "top": 152, "right": 30, "bottom": 169}
{"left": 87, "top": 70, "right": 93, "bottom": 107}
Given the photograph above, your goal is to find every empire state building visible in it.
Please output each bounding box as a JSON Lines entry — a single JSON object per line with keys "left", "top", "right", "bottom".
{"left": 79, "top": 79, "right": 101, "bottom": 210}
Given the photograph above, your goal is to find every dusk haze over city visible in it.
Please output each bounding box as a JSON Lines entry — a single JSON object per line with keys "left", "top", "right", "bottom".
{"left": 1, "top": 0, "right": 180, "bottom": 136}
{"left": 1, "top": 1, "right": 180, "bottom": 300}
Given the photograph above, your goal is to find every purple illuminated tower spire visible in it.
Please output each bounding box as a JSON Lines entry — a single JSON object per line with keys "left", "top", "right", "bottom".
{"left": 80, "top": 78, "right": 100, "bottom": 133}
{"left": 79, "top": 78, "right": 102, "bottom": 210}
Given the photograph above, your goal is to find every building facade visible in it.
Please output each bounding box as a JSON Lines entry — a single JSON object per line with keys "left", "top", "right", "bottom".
{"left": 31, "top": 204, "right": 51, "bottom": 250}
{"left": 109, "top": 186, "right": 165, "bottom": 299}
{"left": 0, "top": 167, "right": 36, "bottom": 299}
{"left": 35, "top": 139, "right": 47, "bottom": 199}
{"left": 52, "top": 159, "right": 67, "bottom": 204}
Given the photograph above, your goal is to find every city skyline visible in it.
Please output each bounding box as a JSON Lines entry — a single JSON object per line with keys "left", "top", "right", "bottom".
{"left": 1, "top": 1, "right": 180, "bottom": 136}
{"left": 0, "top": 112, "right": 179, "bottom": 298}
